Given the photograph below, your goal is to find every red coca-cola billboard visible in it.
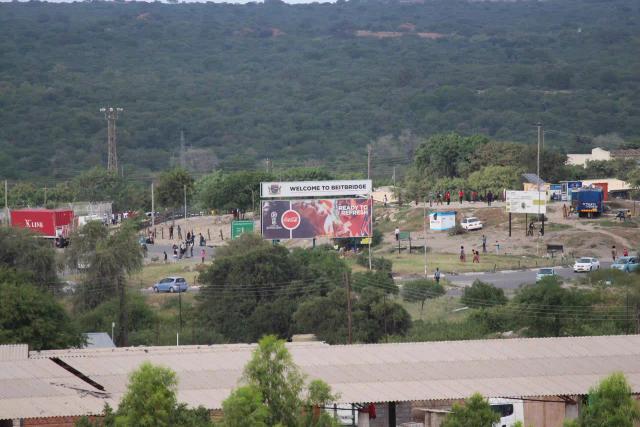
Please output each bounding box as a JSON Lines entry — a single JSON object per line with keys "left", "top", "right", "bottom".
{"left": 10, "top": 209, "right": 74, "bottom": 238}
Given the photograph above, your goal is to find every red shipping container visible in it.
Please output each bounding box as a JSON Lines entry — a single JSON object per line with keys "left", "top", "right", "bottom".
{"left": 593, "top": 183, "right": 609, "bottom": 202}
{"left": 10, "top": 209, "right": 57, "bottom": 237}
{"left": 54, "top": 209, "right": 74, "bottom": 226}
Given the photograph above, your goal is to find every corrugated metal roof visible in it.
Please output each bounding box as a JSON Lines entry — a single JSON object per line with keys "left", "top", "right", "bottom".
{"left": 0, "top": 344, "right": 28, "bottom": 361}
{"left": 5, "top": 336, "right": 640, "bottom": 420}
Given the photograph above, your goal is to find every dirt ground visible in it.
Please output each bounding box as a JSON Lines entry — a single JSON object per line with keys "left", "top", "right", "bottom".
{"left": 375, "top": 199, "right": 639, "bottom": 261}
{"left": 146, "top": 199, "right": 639, "bottom": 263}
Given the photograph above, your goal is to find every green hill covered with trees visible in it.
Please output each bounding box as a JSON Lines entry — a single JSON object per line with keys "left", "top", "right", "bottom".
{"left": 0, "top": 0, "right": 639, "bottom": 179}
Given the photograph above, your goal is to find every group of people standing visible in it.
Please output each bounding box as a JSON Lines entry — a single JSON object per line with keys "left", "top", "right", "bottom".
{"left": 433, "top": 190, "right": 495, "bottom": 206}
{"left": 164, "top": 228, "right": 208, "bottom": 264}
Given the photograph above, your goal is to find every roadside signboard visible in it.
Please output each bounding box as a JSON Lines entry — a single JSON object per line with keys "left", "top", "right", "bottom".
{"left": 261, "top": 198, "right": 372, "bottom": 239}
{"left": 260, "top": 180, "right": 372, "bottom": 198}
{"left": 429, "top": 211, "right": 456, "bottom": 231}
{"left": 505, "top": 191, "right": 547, "bottom": 214}
{"left": 231, "top": 220, "right": 255, "bottom": 239}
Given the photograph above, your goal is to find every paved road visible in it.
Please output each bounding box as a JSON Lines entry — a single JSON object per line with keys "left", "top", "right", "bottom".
{"left": 442, "top": 262, "right": 612, "bottom": 296}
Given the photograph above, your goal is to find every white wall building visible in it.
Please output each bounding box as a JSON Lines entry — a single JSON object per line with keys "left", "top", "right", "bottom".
{"left": 566, "top": 147, "right": 611, "bottom": 167}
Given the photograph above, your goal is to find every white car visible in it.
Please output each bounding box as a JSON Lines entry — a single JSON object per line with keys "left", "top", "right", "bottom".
{"left": 460, "top": 217, "right": 483, "bottom": 231}
{"left": 573, "top": 257, "right": 600, "bottom": 272}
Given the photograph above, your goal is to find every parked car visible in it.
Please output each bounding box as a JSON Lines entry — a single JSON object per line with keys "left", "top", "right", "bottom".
{"left": 573, "top": 257, "right": 600, "bottom": 272}
{"left": 460, "top": 217, "right": 483, "bottom": 231}
{"left": 153, "top": 276, "right": 189, "bottom": 293}
{"left": 611, "top": 257, "right": 640, "bottom": 273}
{"left": 536, "top": 268, "right": 556, "bottom": 282}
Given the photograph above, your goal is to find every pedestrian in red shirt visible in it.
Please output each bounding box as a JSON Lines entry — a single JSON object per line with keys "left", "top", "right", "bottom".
{"left": 458, "top": 189, "right": 464, "bottom": 204}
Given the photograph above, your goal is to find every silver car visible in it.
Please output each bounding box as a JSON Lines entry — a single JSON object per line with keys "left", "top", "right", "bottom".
{"left": 153, "top": 276, "right": 189, "bottom": 293}
{"left": 536, "top": 268, "right": 556, "bottom": 282}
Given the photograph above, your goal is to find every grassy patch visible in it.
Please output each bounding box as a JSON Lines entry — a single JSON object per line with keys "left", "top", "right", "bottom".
{"left": 596, "top": 219, "right": 639, "bottom": 228}
{"left": 385, "top": 252, "right": 555, "bottom": 274}
{"left": 398, "top": 295, "right": 468, "bottom": 322}
{"left": 545, "top": 222, "right": 573, "bottom": 232}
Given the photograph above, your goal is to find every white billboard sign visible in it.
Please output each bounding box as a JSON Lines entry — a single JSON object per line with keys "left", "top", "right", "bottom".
{"left": 506, "top": 191, "right": 547, "bottom": 214}
{"left": 429, "top": 211, "right": 456, "bottom": 231}
{"left": 261, "top": 180, "right": 372, "bottom": 198}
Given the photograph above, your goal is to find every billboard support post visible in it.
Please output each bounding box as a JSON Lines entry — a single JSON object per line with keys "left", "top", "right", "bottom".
{"left": 509, "top": 213, "right": 512, "bottom": 237}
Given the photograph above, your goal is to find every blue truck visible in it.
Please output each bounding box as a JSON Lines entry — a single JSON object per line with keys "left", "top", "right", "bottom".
{"left": 573, "top": 187, "right": 604, "bottom": 217}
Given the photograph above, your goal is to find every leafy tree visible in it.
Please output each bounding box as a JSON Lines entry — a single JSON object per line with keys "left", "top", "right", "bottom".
{"left": 401, "top": 279, "right": 445, "bottom": 317}
{"left": 157, "top": 167, "right": 194, "bottom": 209}
{"left": 113, "top": 362, "right": 212, "bottom": 427}
{"left": 66, "top": 221, "right": 143, "bottom": 345}
{"left": 116, "top": 362, "right": 178, "bottom": 427}
{"left": 0, "top": 268, "right": 83, "bottom": 350}
{"left": 442, "top": 393, "right": 500, "bottom": 427}
{"left": 577, "top": 373, "right": 640, "bottom": 427}
{"left": 243, "top": 335, "right": 305, "bottom": 426}
{"left": 413, "top": 133, "right": 488, "bottom": 180}
{"left": 461, "top": 280, "right": 507, "bottom": 308}
{"left": 0, "top": 226, "right": 59, "bottom": 288}
{"left": 196, "top": 171, "right": 271, "bottom": 212}
{"left": 352, "top": 269, "right": 398, "bottom": 294}
{"left": 71, "top": 167, "right": 147, "bottom": 212}
{"left": 466, "top": 165, "right": 522, "bottom": 194}
{"left": 223, "top": 335, "right": 339, "bottom": 427}
{"left": 221, "top": 385, "right": 269, "bottom": 427}
{"left": 514, "top": 278, "right": 600, "bottom": 337}
{"left": 198, "top": 234, "right": 347, "bottom": 342}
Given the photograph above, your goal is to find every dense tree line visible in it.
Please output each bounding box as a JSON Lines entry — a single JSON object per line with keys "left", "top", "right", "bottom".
{"left": 0, "top": 0, "right": 639, "bottom": 179}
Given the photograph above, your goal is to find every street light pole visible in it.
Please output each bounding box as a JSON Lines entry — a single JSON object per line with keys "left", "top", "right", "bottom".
{"left": 423, "top": 197, "right": 428, "bottom": 277}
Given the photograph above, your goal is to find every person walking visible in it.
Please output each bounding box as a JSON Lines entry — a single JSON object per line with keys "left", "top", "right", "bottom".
{"left": 445, "top": 191, "right": 451, "bottom": 206}
{"left": 487, "top": 191, "right": 493, "bottom": 206}
{"left": 458, "top": 189, "right": 464, "bottom": 204}
{"left": 383, "top": 194, "right": 388, "bottom": 207}
{"left": 623, "top": 247, "right": 629, "bottom": 257}
{"left": 434, "top": 267, "right": 441, "bottom": 285}
{"left": 169, "top": 225, "right": 174, "bottom": 240}
{"left": 495, "top": 240, "right": 500, "bottom": 255}
{"left": 612, "top": 245, "right": 617, "bottom": 262}
{"left": 473, "top": 249, "right": 480, "bottom": 263}
{"left": 395, "top": 227, "right": 400, "bottom": 241}
{"left": 482, "top": 234, "right": 487, "bottom": 254}
{"left": 200, "top": 248, "right": 206, "bottom": 264}
{"left": 459, "top": 245, "right": 466, "bottom": 262}
{"left": 163, "top": 251, "right": 168, "bottom": 264}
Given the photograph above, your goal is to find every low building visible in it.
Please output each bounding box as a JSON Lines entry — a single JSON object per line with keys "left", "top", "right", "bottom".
{"left": 566, "top": 147, "right": 611, "bottom": 167}
{"left": 3, "top": 335, "right": 640, "bottom": 426}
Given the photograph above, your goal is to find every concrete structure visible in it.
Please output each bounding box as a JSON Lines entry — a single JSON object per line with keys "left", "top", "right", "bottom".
{"left": 4, "top": 335, "right": 640, "bottom": 426}
{"left": 566, "top": 147, "right": 611, "bottom": 167}
{"left": 82, "top": 333, "right": 115, "bottom": 349}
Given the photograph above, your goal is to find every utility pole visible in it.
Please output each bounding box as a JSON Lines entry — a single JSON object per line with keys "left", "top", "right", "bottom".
{"left": 344, "top": 272, "right": 352, "bottom": 345}
{"left": 183, "top": 184, "right": 187, "bottom": 220}
{"left": 179, "top": 129, "right": 186, "bottom": 169}
{"left": 367, "top": 145, "right": 372, "bottom": 180}
{"left": 178, "top": 286, "right": 183, "bottom": 334}
{"left": 392, "top": 167, "right": 396, "bottom": 187}
{"left": 100, "top": 107, "right": 123, "bottom": 172}
{"left": 423, "top": 197, "right": 428, "bottom": 277}
{"left": 43, "top": 186, "right": 47, "bottom": 206}
{"left": 537, "top": 122, "right": 545, "bottom": 236}
{"left": 151, "top": 182, "right": 155, "bottom": 227}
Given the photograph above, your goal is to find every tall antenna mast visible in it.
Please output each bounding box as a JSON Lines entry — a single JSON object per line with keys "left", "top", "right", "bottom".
{"left": 100, "top": 107, "right": 123, "bottom": 172}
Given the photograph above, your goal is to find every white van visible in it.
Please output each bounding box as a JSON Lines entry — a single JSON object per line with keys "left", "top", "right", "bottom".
{"left": 489, "top": 398, "right": 524, "bottom": 427}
